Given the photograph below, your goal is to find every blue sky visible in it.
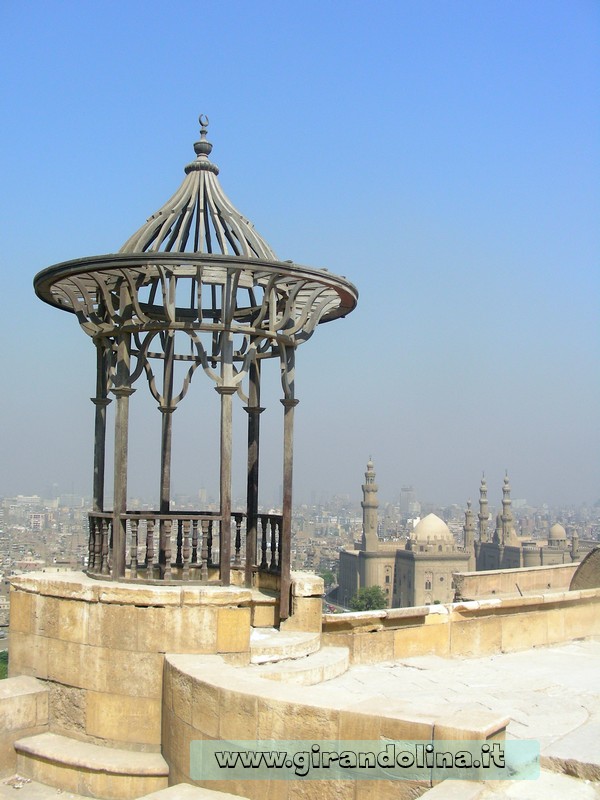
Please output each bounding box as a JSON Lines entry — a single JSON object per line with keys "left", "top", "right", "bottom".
{"left": 1, "top": 1, "right": 598, "bottom": 508}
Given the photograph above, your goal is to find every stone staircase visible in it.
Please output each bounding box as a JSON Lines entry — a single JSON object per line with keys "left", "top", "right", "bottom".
{"left": 248, "top": 627, "right": 349, "bottom": 686}
{"left": 13, "top": 733, "right": 168, "bottom": 800}
{"left": 7, "top": 627, "right": 346, "bottom": 800}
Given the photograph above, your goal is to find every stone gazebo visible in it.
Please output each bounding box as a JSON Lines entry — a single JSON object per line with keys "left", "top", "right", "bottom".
{"left": 34, "top": 116, "right": 357, "bottom": 618}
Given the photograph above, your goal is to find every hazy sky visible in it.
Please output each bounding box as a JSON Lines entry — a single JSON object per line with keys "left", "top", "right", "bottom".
{"left": 1, "top": 1, "right": 598, "bottom": 508}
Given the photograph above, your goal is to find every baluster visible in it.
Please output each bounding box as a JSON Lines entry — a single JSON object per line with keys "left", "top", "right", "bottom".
{"left": 96, "top": 520, "right": 103, "bottom": 572}
{"left": 200, "top": 520, "right": 209, "bottom": 582}
{"left": 93, "top": 518, "right": 102, "bottom": 572}
{"left": 163, "top": 519, "right": 172, "bottom": 580}
{"left": 260, "top": 515, "right": 268, "bottom": 569}
{"left": 234, "top": 514, "right": 243, "bottom": 566}
{"left": 101, "top": 519, "right": 110, "bottom": 575}
{"left": 146, "top": 518, "right": 155, "bottom": 578}
{"left": 182, "top": 520, "right": 191, "bottom": 580}
{"left": 88, "top": 518, "right": 95, "bottom": 571}
{"left": 130, "top": 518, "right": 138, "bottom": 578}
{"left": 176, "top": 518, "right": 183, "bottom": 566}
{"left": 270, "top": 516, "right": 277, "bottom": 569}
{"left": 277, "top": 518, "right": 282, "bottom": 571}
{"left": 207, "top": 521, "right": 213, "bottom": 566}
{"left": 191, "top": 520, "right": 199, "bottom": 564}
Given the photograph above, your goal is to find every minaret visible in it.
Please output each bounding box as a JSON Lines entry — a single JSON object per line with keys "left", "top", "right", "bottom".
{"left": 478, "top": 474, "right": 489, "bottom": 543}
{"left": 463, "top": 500, "right": 476, "bottom": 571}
{"left": 501, "top": 472, "right": 516, "bottom": 545}
{"left": 361, "top": 457, "right": 379, "bottom": 552}
{"left": 493, "top": 512, "right": 502, "bottom": 545}
{"left": 570, "top": 529, "right": 580, "bottom": 562}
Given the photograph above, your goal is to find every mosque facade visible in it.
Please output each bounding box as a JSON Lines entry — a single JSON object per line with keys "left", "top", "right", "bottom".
{"left": 338, "top": 461, "right": 586, "bottom": 610}
{"left": 337, "top": 460, "right": 472, "bottom": 607}
{"left": 474, "top": 474, "right": 582, "bottom": 570}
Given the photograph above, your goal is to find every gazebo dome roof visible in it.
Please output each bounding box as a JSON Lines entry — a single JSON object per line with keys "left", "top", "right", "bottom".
{"left": 33, "top": 117, "right": 358, "bottom": 343}
{"left": 120, "top": 116, "right": 276, "bottom": 260}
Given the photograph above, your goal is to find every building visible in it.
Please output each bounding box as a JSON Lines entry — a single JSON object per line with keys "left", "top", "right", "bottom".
{"left": 474, "top": 474, "right": 588, "bottom": 570}
{"left": 338, "top": 460, "right": 471, "bottom": 608}
{"left": 393, "top": 513, "right": 472, "bottom": 606}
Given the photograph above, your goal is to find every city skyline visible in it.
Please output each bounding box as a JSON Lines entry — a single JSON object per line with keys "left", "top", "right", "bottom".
{"left": 2, "top": 2, "right": 599, "bottom": 508}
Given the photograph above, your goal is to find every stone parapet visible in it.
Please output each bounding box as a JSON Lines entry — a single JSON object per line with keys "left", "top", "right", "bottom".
{"left": 453, "top": 562, "right": 579, "bottom": 600}
{"left": 321, "top": 588, "right": 600, "bottom": 663}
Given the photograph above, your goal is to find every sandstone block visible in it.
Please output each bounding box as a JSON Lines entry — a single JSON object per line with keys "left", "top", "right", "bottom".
{"left": 86, "top": 691, "right": 162, "bottom": 745}
{"left": 217, "top": 608, "right": 250, "bottom": 653}
{"left": 58, "top": 598, "right": 90, "bottom": 644}
{"left": 450, "top": 616, "right": 501, "bottom": 657}
{"left": 8, "top": 589, "right": 33, "bottom": 633}
{"left": 393, "top": 622, "right": 449, "bottom": 659}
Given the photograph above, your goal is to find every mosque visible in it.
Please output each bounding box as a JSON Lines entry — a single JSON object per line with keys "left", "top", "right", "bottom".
{"left": 474, "top": 474, "right": 581, "bottom": 570}
{"left": 337, "top": 461, "right": 586, "bottom": 609}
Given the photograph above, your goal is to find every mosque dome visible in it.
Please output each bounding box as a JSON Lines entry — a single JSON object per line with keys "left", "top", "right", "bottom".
{"left": 412, "top": 514, "right": 453, "bottom": 541}
{"left": 549, "top": 523, "right": 567, "bottom": 540}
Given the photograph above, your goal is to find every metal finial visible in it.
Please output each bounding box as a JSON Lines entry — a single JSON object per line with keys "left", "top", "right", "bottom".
{"left": 193, "top": 114, "right": 213, "bottom": 159}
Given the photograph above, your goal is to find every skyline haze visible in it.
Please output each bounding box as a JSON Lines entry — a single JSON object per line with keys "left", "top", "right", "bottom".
{"left": 1, "top": 1, "right": 598, "bottom": 508}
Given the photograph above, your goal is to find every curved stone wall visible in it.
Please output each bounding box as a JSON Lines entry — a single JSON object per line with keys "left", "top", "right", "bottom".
{"left": 9, "top": 573, "right": 252, "bottom": 751}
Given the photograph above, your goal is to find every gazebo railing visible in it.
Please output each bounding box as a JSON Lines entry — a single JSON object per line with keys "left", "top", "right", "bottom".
{"left": 87, "top": 510, "right": 283, "bottom": 583}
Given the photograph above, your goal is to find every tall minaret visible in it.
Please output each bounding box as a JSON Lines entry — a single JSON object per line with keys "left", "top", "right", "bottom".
{"left": 501, "top": 472, "right": 516, "bottom": 545}
{"left": 463, "top": 500, "right": 476, "bottom": 571}
{"left": 361, "top": 457, "right": 379, "bottom": 552}
{"left": 570, "top": 528, "right": 580, "bottom": 562}
{"left": 478, "top": 473, "right": 489, "bottom": 543}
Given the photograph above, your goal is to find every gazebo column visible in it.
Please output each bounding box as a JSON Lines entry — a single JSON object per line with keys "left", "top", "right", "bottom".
{"left": 157, "top": 331, "right": 175, "bottom": 577}
{"left": 159, "top": 331, "right": 175, "bottom": 513}
{"left": 244, "top": 359, "right": 264, "bottom": 587}
{"left": 280, "top": 397, "right": 299, "bottom": 619}
{"left": 217, "top": 385, "right": 236, "bottom": 585}
{"left": 91, "top": 339, "right": 111, "bottom": 513}
{"left": 280, "top": 345, "right": 298, "bottom": 619}
{"left": 111, "top": 331, "right": 134, "bottom": 579}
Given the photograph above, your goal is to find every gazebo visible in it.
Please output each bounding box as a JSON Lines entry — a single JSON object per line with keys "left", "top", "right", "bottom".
{"left": 34, "top": 116, "right": 357, "bottom": 617}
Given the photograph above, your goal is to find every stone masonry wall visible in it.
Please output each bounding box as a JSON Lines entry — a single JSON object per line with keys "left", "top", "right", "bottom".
{"left": 321, "top": 588, "right": 600, "bottom": 664}
{"left": 8, "top": 573, "right": 253, "bottom": 751}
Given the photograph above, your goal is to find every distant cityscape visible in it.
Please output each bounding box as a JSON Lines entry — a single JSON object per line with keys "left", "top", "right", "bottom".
{"left": 2, "top": 481, "right": 598, "bottom": 631}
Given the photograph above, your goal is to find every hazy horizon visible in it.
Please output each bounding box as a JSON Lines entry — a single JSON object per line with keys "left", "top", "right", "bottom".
{"left": 2, "top": 1, "right": 598, "bottom": 509}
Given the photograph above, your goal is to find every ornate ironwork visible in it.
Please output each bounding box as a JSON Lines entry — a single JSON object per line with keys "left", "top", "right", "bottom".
{"left": 34, "top": 117, "right": 357, "bottom": 618}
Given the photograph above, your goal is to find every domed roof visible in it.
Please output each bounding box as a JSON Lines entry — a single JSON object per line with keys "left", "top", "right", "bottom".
{"left": 549, "top": 523, "right": 567, "bottom": 540}
{"left": 412, "top": 513, "right": 453, "bottom": 541}
{"left": 120, "top": 116, "right": 276, "bottom": 259}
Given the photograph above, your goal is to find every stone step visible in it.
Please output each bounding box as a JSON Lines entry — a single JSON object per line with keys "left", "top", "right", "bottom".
{"left": 255, "top": 646, "right": 349, "bottom": 686}
{"left": 140, "top": 783, "right": 250, "bottom": 800}
{"left": 0, "top": 778, "right": 249, "bottom": 800}
{"left": 249, "top": 628, "right": 321, "bottom": 664}
{"left": 14, "top": 733, "right": 169, "bottom": 800}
